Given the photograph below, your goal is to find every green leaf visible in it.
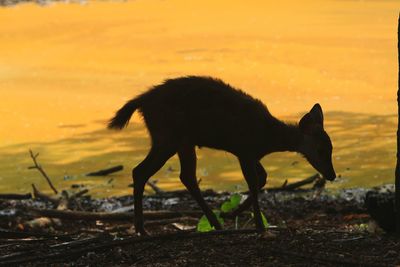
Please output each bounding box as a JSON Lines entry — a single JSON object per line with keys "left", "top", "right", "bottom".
{"left": 221, "top": 202, "right": 233, "bottom": 213}
{"left": 220, "top": 194, "right": 242, "bottom": 213}
{"left": 215, "top": 211, "right": 225, "bottom": 225}
{"left": 197, "top": 215, "right": 213, "bottom": 232}
{"left": 230, "top": 194, "right": 241, "bottom": 209}
{"left": 196, "top": 212, "right": 225, "bottom": 232}
{"left": 250, "top": 212, "right": 269, "bottom": 228}
{"left": 261, "top": 213, "right": 269, "bottom": 228}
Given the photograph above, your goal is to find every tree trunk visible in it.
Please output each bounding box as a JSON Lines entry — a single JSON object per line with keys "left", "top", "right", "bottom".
{"left": 396, "top": 14, "right": 400, "bottom": 234}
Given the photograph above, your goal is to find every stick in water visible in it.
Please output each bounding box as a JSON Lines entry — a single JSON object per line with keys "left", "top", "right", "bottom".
{"left": 28, "top": 149, "right": 58, "bottom": 195}
{"left": 86, "top": 165, "right": 123, "bottom": 176}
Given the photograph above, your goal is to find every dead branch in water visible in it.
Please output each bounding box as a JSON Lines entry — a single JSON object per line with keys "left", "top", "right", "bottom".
{"left": 267, "top": 174, "right": 322, "bottom": 192}
{"left": 147, "top": 179, "right": 165, "bottom": 194}
{"left": 86, "top": 165, "right": 123, "bottom": 176}
{"left": 31, "top": 184, "right": 88, "bottom": 206}
{"left": 31, "top": 184, "right": 59, "bottom": 205}
{"left": 28, "top": 149, "right": 58, "bottom": 195}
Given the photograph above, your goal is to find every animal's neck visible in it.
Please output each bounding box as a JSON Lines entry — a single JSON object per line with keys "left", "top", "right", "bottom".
{"left": 266, "top": 119, "right": 303, "bottom": 153}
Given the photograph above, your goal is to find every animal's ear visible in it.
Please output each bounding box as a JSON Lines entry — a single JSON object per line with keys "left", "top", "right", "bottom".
{"left": 299, "top": 113, "right": 314, "bottom": 134}
{"left": 309, "top": 103, "right": 324, "bottom": 127}
{"left": 299, "top": 104, "right": 324, "bottom": 134}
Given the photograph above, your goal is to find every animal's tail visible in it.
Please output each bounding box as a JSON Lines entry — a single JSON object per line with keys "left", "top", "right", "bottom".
{"left": 108, "top": 98, "right": 141, "bottom": 130}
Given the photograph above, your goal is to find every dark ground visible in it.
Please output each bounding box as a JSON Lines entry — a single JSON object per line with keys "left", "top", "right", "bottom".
{"left": 0, "top": 188, "right": 399, "bottom": 266}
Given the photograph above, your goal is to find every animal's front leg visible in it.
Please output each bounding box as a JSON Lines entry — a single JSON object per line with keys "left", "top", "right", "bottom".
{"left": 239, "top": 158, "right": 265, "bottom": 232}
{"left": 222, "top": 161, "right": 267, "bottom": 219}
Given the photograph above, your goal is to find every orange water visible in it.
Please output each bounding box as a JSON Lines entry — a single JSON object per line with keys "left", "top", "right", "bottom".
{"left": 0, "top": 0, "right": 398, "bottom": 196}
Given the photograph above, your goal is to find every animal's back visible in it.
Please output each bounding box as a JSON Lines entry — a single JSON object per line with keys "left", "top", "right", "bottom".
{"left": 138, "top": 76, "right": 272, "bottom": 153}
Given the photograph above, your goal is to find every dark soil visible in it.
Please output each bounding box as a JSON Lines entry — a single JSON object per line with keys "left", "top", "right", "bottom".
{"left": 1, "top": 188, "right": 399, "bottom": 266}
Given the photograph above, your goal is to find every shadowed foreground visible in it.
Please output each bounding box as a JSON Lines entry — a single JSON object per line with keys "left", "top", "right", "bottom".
{"left": 1, "top": 189, "right": 399, "bottom": 266}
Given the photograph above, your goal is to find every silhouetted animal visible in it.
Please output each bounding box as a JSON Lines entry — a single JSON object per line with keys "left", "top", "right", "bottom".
{"left": 108, "top": 76, "right": 336, "bottom": 235}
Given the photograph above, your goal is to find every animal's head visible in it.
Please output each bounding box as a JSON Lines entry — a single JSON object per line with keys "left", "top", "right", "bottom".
{"left": 298, "top": 104, "right": 336, "bottom": 181}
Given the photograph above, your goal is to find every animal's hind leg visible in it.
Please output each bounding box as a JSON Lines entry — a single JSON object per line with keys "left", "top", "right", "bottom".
{"left": 178, "top": 145, "right": 222, "bottom": 230}
{"left": 223, "top": 162, "right": 267, "bottom": 219}
{"left": 239, "top": 158, "right": 265, "bottom": 232}
{"left": 132, "top": 145, "right": 176, "bottom": 235}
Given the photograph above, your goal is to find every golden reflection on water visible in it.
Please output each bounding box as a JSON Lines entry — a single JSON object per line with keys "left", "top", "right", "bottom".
{"left": 0, "top": 112, "right": 396, "bottom": 197}
{"left": 0, "top": 0, "right": 398, "bottom": 196}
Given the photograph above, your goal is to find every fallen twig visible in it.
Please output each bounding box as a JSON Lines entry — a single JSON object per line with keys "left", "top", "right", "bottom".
{"left": 332, "top": 236, "right": 365, "bottom": 242}
{"left": 28, "top": 150, "right": 58, "bottom": 194}
{"left": 0, "top": 228, "right": 71, "bottom": 240}
{"left": 102, "top": 216, "right": 199, "bottom": 232}
{"left": 28, "top": 208, "right": 204, "bottom": 221}
{"left": 49, "top": 235, "right": 106, "bottom": 249}
{"left": 145, "top": 216, "right": 199, "bottom": 227}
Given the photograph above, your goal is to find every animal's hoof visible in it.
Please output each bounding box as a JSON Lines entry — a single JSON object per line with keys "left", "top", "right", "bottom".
{"left": 255, "top": 224, "right": 266, "bottom": 234}
{"left": 135, "top": 229, "right": 149, "bottom": 236}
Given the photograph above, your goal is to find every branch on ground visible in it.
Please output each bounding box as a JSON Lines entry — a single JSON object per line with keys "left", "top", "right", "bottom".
{"left": 0, "top": 193, "right": 32, "bottom": 200}
{"left": 28, "top": 208, "right": 204, "bottom": 221}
